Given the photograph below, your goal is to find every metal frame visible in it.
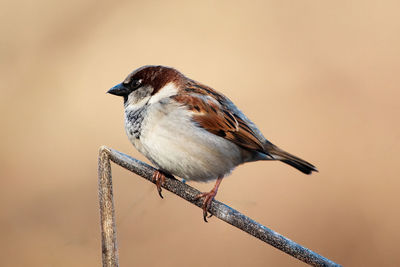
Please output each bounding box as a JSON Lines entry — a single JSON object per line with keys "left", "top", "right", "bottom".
{"left": 98, "top": 146, "right": 341, "bottom": 267}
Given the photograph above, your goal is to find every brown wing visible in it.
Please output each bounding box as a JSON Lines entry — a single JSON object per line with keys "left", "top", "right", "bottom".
{"left": 171, "top": 88, "right": 266, "bottom": 153}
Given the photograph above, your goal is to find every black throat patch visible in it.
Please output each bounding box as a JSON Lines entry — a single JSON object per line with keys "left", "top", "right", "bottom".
{"left": 125, "top": 105, "right": 147, "bottom": 139}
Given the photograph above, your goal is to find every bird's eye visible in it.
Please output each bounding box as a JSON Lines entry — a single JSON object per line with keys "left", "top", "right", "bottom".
{"left": 131, "top": 79, "right": 142, "bottom": 90}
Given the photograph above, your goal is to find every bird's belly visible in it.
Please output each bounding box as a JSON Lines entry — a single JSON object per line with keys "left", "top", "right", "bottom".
{"left": 138, "top": 107, "right": 243, "bottom": 182}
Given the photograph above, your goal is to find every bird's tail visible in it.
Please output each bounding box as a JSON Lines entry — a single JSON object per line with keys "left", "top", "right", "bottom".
{"left": 266, "top": 145, "right": 317, "bottom": 175}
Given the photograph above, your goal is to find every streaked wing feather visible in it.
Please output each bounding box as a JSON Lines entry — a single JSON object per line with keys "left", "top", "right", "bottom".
{"left": 171, "top": 88, "right": 266, "bottom": 153}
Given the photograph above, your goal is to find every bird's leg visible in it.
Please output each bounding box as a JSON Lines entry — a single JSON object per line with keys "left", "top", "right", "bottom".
{"left": 152, "top": 170, "right": 166, "bottom": 199}
{"left": 194, "top": 177, "right": 223, "bottom": 222}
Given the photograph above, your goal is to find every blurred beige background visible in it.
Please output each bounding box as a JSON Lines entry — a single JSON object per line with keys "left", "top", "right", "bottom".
{"left": 1, "top": 0, "right": 399, "bottom": 266}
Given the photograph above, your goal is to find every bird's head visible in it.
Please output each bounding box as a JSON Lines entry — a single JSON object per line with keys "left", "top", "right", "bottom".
{"left": 107, "top": 65, "right": 183, "bottom": 107}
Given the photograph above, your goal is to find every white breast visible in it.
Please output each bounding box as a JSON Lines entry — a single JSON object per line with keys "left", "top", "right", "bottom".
{"left": 140, "top": 103, "right": 243, "bottom": 182}
{"left": 125, "top": 83, "right": 245, "bottom": 182}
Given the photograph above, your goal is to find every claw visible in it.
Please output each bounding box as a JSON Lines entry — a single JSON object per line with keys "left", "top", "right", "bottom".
{"left": 152, "top": 170, "right": 166, "bottom": 199}
{"left": 194, "top": 192, "right": 216, "bottom": 222}
{"left": 194, "top": 177, "right": 223, "bottom": 222}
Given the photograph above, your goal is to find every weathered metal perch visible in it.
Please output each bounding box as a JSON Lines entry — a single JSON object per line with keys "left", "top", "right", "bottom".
{"left": 98, "top": 145, "right": 341, "bottom": 267}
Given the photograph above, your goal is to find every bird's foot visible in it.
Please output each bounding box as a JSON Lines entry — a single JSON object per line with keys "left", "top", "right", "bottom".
{"left": 152, "top": 170, "right": 166, "bottom": 198}
{"left": 194, "top": 189, "right": 218, "bottom": 222}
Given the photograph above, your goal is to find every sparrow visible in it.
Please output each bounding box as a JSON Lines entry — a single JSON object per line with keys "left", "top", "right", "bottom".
{"left": 108, "top": 65, "right": 317, "bottom": 222}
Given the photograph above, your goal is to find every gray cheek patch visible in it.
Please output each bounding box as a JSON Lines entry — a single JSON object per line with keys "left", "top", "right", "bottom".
{"left": 125, "top": 86, "right": 154, "bottom": 107}
{"left": 135, "top": 85, "right": 153, "bottom": 99}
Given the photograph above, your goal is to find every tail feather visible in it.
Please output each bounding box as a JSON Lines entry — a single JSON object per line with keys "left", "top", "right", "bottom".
{"left": 266, "top": 145, "right": 317, "bottom": 175}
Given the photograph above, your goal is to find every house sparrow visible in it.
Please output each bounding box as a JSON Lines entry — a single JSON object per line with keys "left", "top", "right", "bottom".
{"left": 108, "top": 65, "right": 317, "bottom": 221}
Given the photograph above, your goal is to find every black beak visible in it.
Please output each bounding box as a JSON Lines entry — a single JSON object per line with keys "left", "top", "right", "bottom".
{"left": 107, "top": 83, "right": 130, "bottom": 96}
